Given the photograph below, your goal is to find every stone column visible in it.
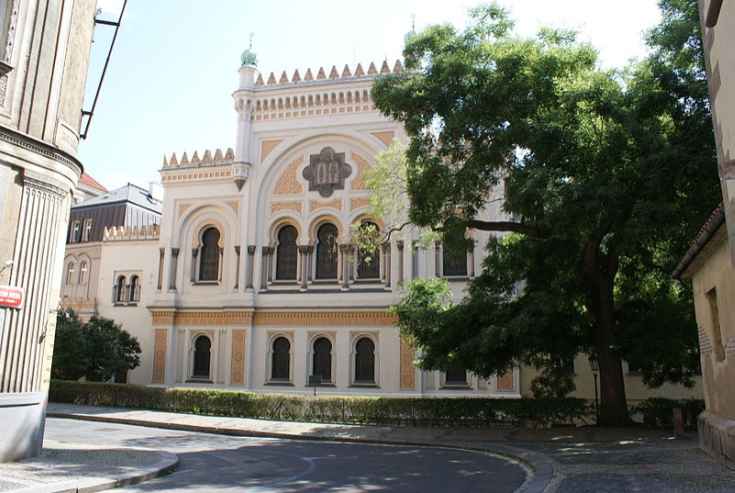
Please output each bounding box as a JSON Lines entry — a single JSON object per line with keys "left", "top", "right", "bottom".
{"left": 190, "top": 248, "right": 198, "bottom": 282}
{"left": 234, "top": 246, "right": 241, "bottom": 289}
{"left": 298, "top": 245, "right": 311, "bottom": 291}
{"left": 157, "top": 248, "right": 165, "bottom": 290}
{"left": 434, "top": 242, "right": 442, "bottom": 278}
{"left": 339, "top": 244, "right": 353, "bottom": 290}
{"left": 412, "top": 241, "right": 419, "bottom": 279}
{"left": 260, "top": 246, "right": 270, "bottom": 291}
{"left": 396, "top": 241, "right": 405, "bottom": 286}
{"left": 169, "top": 248, "right": 180, "bottom": 290}
{"left": 468, "top": 240, "right": 476, "bottom": 279}
{"left": 246, "top": 246, "right": 256, "bottom": 289}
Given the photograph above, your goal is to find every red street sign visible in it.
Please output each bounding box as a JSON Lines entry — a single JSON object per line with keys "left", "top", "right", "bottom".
{"left": 0, "top": 286, "right": 23, "bottom": 310}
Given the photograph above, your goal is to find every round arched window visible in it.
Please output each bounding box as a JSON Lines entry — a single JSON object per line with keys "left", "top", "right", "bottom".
{"left": 199, "top": 227, "right": 221, "bottom": 281}
{"left": 276, "top": 225, "right": 298, "bottom": 281}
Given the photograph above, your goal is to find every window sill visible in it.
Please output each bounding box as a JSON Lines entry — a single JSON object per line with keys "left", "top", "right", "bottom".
{"left": 443, "top": 276, "right": 469, "bottom": 282}
{"left": 350, "top": 382, "right": 379, "bottom": 388}
{"left": 354, "top": 279, "right": 381, "bottom": 284}
{"left": 113, "top": 302, "right": 140, "bottom": 307}
{"left": 441, "top": 384, "right": 472, "bottom": 390}
{"left": 310, "top": 383, "right": 336, "bottom": 388}
{"left": 192, "top": 281, "right": 220, "bottom": 286}
{"left": 271, "top": 280, "right": 298, "bottom": 285}
{"left": 186, "top": 378, "right": 213, "bottom": 384}
{"left": 265, "top": 381, "right": 294, "bottom": 386}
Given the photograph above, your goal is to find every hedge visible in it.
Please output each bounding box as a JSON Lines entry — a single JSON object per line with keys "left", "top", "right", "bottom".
{"left": 50, "top": 380, "right": 590, "bottom": 427}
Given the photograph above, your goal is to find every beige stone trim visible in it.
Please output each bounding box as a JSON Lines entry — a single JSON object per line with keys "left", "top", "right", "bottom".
{"left": 261, "top": 139, "right": 283, "bottom": 162}
{"left": 230, "top": 329, "right": 247, "bottom": 385}
{"left": 497, "top": 371, "right": 514, "bottom": 391}
{"left": 350, "top": 197, "right": 370, "bottom": 211}
{"left": 274, "top": 157, "right": 304, "bottom": 195}
{"left": 350, "top": 152, "right": 369, "bottom": 190}
{"left": 152, "top": 328, "right": 167, "bottom": 384}
{"left": 254, "top": 310, "right": 396, "bottom": 327}
{"left": 151, "top": 310, "right": 254, "bottom": 327}
{"left": 271, "top": 201, "right": 303, "bottom": 214}
{"left": 400, "top": 336, "right": 416, "bottom": 390}
{"left": 310, "top": 198, "right": 342, "bottom": 212}
{"left": 371, "top": 131, "right": 394, "bottom": 147}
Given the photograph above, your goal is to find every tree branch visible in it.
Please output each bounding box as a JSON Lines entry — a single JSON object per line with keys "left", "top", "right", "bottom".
{"left": 383, "top": 221, "right": 413, "bottom": 242}
{"left": 467, "top": 219, "right": 543, "bottom": 237}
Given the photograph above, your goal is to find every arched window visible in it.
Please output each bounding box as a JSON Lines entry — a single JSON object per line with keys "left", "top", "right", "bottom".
{"left": 129, "top": 275, "right": 140, "bottom": 302}
{"left": 354, "top": 337, "right": 375, "bottom": 383}
{"left": 271, "top": 337, "right": 291, "bottom": 381}
{"left": 315, "top": 223, "right": 338, "bottom": 279}
{"left": 312, "top": 337, "right": 332, "bottom": 382}
{"left": 78, "top": 261, "right": 88, "bottom": 285}
{"left": 199, "top": 227, "right": 221, "bottom": 282}
{"left": 275, "top": 225, "right": 298, "bottom": 281}
{"left": 442, "top": 242, "right": 467, "bottom": 277}
{"left": 192, "top": 335, "right": 211, "bottom": 379}
{"left": 115, "top": 275, "right": 127, "bottom": 303}
{"left": 357, "top": 221, "right": 380, "bottom": 279}
{"left": 65, "top": 262, "right": 76, "bottom": 285}
{"left": 445, "top": 363, "right": 467, "bottom": 385}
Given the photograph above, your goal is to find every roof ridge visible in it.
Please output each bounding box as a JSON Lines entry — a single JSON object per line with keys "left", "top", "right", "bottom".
{"left": 255, "top": 59, "right": 403, "bottom": 87}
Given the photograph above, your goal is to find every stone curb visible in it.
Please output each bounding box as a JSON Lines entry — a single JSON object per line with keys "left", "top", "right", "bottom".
{"left": 9, "top": 448, "right": 179, "bottom": 493}
{"left": 48, "top": 410, "right": 557, "bottom": 493}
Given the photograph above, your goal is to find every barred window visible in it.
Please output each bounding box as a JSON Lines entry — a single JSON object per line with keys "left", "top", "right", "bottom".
{"left": 271, "top": 337, "right": 291, "bottom": 380}
{"left": 199, "top": 228, "right": 220, "bottom": 281}
{"left": 355, "top": 337, "right": 375, "bottom": 383}
{"left": 129, "top": 275, "right": 140, "bottom": 302}
{"left": 357, "top": 222, "right": 380, "bottom": 279}
{"left": 312, "top": 337, "right": 332, "bottom": 382}
{"left": 315, "top": 223, "right": 338, "bottom": 280}
{"left": 115, "top": 275, "right": 127, "bottom": 303}
{"left": 275, "top": 225, "right": 298, "bottom": 280}
{"left": 442, "top": 243, "right": 467, "bottom": 277}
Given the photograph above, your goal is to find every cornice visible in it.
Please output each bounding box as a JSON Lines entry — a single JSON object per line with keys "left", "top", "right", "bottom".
{"left": 0, "top": 124, "right": 83, "bottom": 175}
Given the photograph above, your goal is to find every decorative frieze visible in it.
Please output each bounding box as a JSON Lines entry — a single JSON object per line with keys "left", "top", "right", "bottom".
{"left": 230, "top": 330, "right": 247, "bottom": 385}
{"left": 253, "top": 310, "right": 396, "bottom": 327}
{"left": 497, "top": 371, "right": 515, "bottom": 391}
{"left": 310, "top": 198, "right": 342, "bottom": 212}
{"left": 350, "top": 152, "right": 369, "bottom": 190}
{"left": 152, "top": 328, "right": 167, "bottom": 384}
{"left": 274, "top": 157, "right": 304, "bottom": 194}
{"left": 350, "top": 197, "right": 370, "bottom": 211}
{"left": 400, "top": 336, "right": 416, "bottom": 390}
{"left": 271, "top": 201, "right": 303, "bottom": 214}
{"left": 150, "top": 310, "right": 254, "bottom": 327}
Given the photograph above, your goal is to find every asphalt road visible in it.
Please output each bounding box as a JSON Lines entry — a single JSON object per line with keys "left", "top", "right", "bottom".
{"left": 44, "top": 418, "right": 527, "bottom": 492}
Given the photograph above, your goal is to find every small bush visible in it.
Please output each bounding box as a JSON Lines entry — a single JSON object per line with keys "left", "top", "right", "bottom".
{"left": 50, "top": 380, "right": 589, "bottom": 427}
{"left": 631, "top": 398, "right": 705, "bottom": 429}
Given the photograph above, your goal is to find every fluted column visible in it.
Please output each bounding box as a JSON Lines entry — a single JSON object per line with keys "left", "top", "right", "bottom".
{"left": 383, "top": 242, "right": 392, "bottom": 290}
{"left": 298, "top": 245, "right": 312, "bottom": 291}
{"left": 234, "top": 246, "right": 241, "bottom": 289}
{"left": 260, "top": 246, "right": 271, "bottom": 291}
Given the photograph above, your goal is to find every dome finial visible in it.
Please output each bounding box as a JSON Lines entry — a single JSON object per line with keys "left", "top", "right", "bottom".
{"left": 240, "top": 32, "right": 257, "bottom": 67}
{"left": 404, "top": 14, "right": 417, "bottom": 46}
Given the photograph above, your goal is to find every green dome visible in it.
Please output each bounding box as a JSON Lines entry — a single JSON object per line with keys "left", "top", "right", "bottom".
{"left": 240, "top": 48, "right": 257, "bottom": 67}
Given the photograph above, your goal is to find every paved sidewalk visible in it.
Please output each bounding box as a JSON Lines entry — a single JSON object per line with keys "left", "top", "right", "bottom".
{"left": 48, "top": 403, "right": 735, "bottom": 493}
{"left": 0, "top": 440, "right": 177, "bottom": 493}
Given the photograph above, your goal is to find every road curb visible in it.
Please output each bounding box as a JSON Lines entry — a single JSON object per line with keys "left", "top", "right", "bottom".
{"left": 11, "top": 447, "right": 178, "bottom": 493}
{"left": 48, "top": 410, "right": 557, "bottom": 493}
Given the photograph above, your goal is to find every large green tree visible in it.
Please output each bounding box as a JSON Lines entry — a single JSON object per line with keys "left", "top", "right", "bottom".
{"left": 371, "top": 2, "right": 718, "bottom": 425}
{"left": 53, "top": 309, "right": 141, "bottom": 382}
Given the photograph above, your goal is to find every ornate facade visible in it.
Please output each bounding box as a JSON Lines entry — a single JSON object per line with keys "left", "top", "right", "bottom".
{"left": 66, "top": 53, "right": 703, "bottom": 404}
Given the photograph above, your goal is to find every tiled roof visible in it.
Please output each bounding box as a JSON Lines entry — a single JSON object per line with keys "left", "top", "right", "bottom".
{"left": 79, "top": 173, "right": 107, "bottom": 192}
{"left": 673, "top": 204, "right": 725, "bottom": 279}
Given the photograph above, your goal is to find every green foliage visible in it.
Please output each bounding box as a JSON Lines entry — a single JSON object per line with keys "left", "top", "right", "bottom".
{"left": 372, "top": 1, "right": 718, "bottom": 424}
{"left": 52, "top": 309, "right": 87, "bottom": 381}
{"left": 50, "top": 380, "right": 589, "bottom": 427}
{"left": 52, "top": 309, "right": 141, "bottom": 382}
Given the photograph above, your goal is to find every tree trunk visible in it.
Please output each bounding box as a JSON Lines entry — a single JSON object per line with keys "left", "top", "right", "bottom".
{"left": 583, "top": 241, "right": 629, "bottom": 426}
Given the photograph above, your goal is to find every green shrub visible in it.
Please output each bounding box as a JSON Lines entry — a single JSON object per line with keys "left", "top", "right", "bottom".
{"left": 50, "top": 380, "right": 589, "bottom": 427}
{"left": 630, "top": 398, "right": 705, "bottom": 429}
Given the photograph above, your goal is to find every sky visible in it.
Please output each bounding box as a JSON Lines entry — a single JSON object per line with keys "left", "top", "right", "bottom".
{"left": 81, "top": 0, "right": 663, "bottom": 191}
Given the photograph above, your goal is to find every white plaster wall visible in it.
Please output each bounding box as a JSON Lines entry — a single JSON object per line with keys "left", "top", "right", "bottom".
{"left": 96, "top": 240, "right": 158, "bottom": 385}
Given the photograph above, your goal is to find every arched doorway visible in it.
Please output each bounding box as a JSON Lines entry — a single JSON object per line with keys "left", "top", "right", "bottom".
{"left": 192, "top": 335, "right": 211, "bottom": 379}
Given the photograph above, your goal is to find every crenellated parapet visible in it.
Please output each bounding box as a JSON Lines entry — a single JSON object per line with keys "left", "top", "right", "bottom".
{"left": 103, "top": 224, "right": 160, "bottom": 242}
{"left": 254, "top": 60, "right": 402, "bottom": 87}
{"left": 162, "top": 147, "right": 235, "bottom": 169}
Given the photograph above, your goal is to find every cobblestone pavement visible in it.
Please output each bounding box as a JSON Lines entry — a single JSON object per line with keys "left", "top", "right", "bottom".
{"left": 48, "top": 404, "right": 735, "bottom": 492}
{"left": 45, "top": 417, "right": 527, "bottom": 493}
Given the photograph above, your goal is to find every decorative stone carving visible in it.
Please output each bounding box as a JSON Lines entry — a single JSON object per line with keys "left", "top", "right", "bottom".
{"left": 274, "top": 158, "right": 304, "bottom": 194}
{"left": 350, "top": 197, "right": 370, "bottom": 210}
{"left": 230, "top": 330, "right": 247, "bottom": 385}
{"left": 350, "top": 152, "right": 369, "bottom": 190}
{"left": 310, "top": 199, "right": 342, "bottom": 212}
{"left": 303, "top": 147, "right": 352, "bottom": 198}
{"left": 253, "top": 310, "right": 396, "bottom": 327}
{"left": 271, "top": 201, "right": 303, "bottom": 214}
{"left": 152, "top": 328, "right": 167, "bottom": 384}
{"left": 400, "top": 336, "right": 416, "bottom": 390}
{"left": 497, "top": 371, "right": 515, "bottom": 391}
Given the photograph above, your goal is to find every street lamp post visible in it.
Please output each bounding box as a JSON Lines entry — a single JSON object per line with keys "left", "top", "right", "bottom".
{"left": 589, "top": 356, "right": 600, "bottom": 426}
